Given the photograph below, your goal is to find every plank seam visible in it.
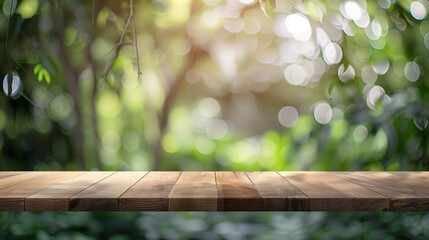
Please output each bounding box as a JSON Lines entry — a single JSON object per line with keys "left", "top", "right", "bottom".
{"left": 67, "top": 171, "right": 118, "bottom": 207}
{"left": 275, "top": 171, "right": 311, "bottom": 199}
{"left": 0, "top": 172, "right": 64, "bottom": 211}
{"left": 331, "top": 172, "right": 392, "bottom": 198}
{"left": 117, "top": 171, "right": 150, "bottom": 199}
{"left": 351, "top": 172, "right": 429, "bottom": 197}
{"left": 214, "top": 171, "right": 218, "bottom": 211}
{"left": 244, "top": 172, "right": 255, "bottom": 185}
{"left": 113, "top": 171, "right": 150, "bottom": 211}
{"left": 325, "top": 172, "right": 383, "bottom": 198}
{"left": 24, "top": 172, "right": 87, "bottom": 197}
{"left": 237, "top": 172, "right": 263, "bottom": 211}
{"left": 276, "top": 171, "right": 317, "bottom": 211}
{"left": 331, "top": 172, "right": 391, "bottom": 211}
{"left": 244, "top": 172, "right": 267, "bottom": 211}
{"left": 167, "top": 171, "right": 183, "bottom": 211}
{"left": 0, "top": 172, "right": 49, "bottom": 191}
{"left": 243, "top": 172, "right": 263, "bottom": 199}
{"left": 23, "top": 172, "right": 87, "bottom": 211}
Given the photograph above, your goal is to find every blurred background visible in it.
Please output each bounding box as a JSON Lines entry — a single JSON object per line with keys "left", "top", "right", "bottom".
{"left": 1, "top": 0, "right": 429, "bottom": 238}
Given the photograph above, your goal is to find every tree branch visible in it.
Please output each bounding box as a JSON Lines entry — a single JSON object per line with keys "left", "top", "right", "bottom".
{"left": 132, "top": 9, "right": 142, "bottom": 81}
{"left": 152, "top": 46, "right": 199, "bottom": 170}
{"left": 50, "top": 0, "right": 86, "bottom": 169}
{"left": 100, "top": 0, "right": 140, "bottom": 87}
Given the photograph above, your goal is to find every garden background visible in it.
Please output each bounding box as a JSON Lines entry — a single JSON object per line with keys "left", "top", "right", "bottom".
{"left": 1, "top": 0, "right": 429, "bottom": 238}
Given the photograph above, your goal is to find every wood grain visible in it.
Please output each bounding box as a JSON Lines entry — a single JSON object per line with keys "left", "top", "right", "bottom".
{"left": 26, "top": 171, "right": 115, "bottom": 211}
{"left": 70, "top": 172, "right": 147, "bottom": 211}
{"left": 389, "top": 171, "right": 429, "bottom": 181}
{"left": 169, "top": 172, "right": 218, "bottom": 211}
{"left": 0, "top": 171, "right": 427, "bottom": 211}
{"left": 0, "top": 172, "right": 47, "bottom": 190}
{"left": 119, "top": 171, "right": 180, "bottom": 211}
{"left": 216, "top": 172, "right": 262, "bottom": 211}
{"left": 0, "top": 172, "right": 23, "bottom": 180}
{"left": 246, "top": 172, "right": 309, "bottom": 210}
{"left": 0, "top": 172, "right": 84, "bottom": 211}
{"left": 334, "top": 172, "right": 429, "bottom": 211}
{"left": 307, "top": 172, "right": 387, "bottom": 210}
{"left": 279, "top": 172, "right": 350, "bottom": 211}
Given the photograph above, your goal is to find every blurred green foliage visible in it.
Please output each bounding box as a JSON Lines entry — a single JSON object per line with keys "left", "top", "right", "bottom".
{"left": 1, "top": 0, "right": 429, "bottom": 239}
{"left": 0, "top": 0, "right": 428, "bottom": 171}
{"left": 1, "top": 212, "right": 429, "bottom": 239}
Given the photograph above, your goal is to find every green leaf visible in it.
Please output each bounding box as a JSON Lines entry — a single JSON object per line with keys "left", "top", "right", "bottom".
{"left": 43, "top": 70, "right": 51, "bottom": 84}
{"left": 34, "top": 64, "right": 52, "bottom": 84}
{"left": 259, "top": 0, "right": 276, "bottom": 18}
{"left": 37, "top": 71, "right": 43, "bottom": 82}
{"left": 34, "top": 64, "right": 42, "bottom": 74}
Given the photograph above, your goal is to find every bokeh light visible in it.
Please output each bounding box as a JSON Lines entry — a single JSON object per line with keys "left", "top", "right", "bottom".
{"left": 366, "top": 85, "right": 386, "bottom": 109}
{"left": 372, "top": 60, "right": 390, "bottom": 75}
{"left": 205, "top": 119, "right": 228, "bottom": 140}
{"left": 284, "top": 13, "right": 312, "bottom": 42}
{"left": 199, "top": 98, "right": 221, "bottom": 118}
{"left": 238, "top": 0, "right": 257, "bottom": 5}
{"left": 284, "top": 64, "right": 307, "bottom": 86}
{"left": 342, "top": 1, "right": 362, "bottom": 21}
{"left": 322, "top": 42, "right": 342, "bottom": 65}
{"left": 47, "top": 94, "right": 74, "bottom": 122}
{"left": 195, "top": 136, "right": 216, "bottom": 155}
{"left": 16, "top": 0, "right": 38, "bottom": 19}
{"left": 410, "top": 1, "right": 427, "bottom": 20}
{"left": 102, "top": 131, "right": 121, "bottom": 153}
{"left": 314, "top": 102, "right": 332, "bottom": 124}
{"left": 353, "top": 125, "right": 368, "bottom": 142}
{"left": 361, "top": 65, "right": 378, "bottom": 84}
{"left": 338, "top": 64, "right": 356, "bottom": 82}
{"left": 404, "top": 61, "right": 421, "bottom": 82}
{"left": 278, "top": 106, "right": 299, "bottom": 128}
{"left": 2, "top": 72, "right": 22, "bottom": 99}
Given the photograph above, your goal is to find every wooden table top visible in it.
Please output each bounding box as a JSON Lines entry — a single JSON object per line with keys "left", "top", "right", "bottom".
{"left": 0, "top": 171, "right": 428, "bottom": 211}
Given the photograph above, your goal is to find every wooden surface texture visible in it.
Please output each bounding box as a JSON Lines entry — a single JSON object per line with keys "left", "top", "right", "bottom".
{"left": 0, "top": 171, "right": 428, "bottom": 211}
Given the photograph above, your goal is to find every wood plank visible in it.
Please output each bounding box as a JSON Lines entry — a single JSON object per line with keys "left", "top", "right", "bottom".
{"left": 0, "top": 172, "right": 84, "bottom": 211}
{"left": 216, "top": 172, "right": 262, "bottom": 211}
{"left": 279, "top": 172, "right": 350, "bottom": 211}
{"left": 0, "top": 172, "right": 24, "bottom": 180}
{"left": 0, "top": 172, "right": 48, "bottom": 190}
{"left": 0, "top": 171, "right": 427, "bottom": 212}
{"left": 25, "top": 171, "right": 115, "bottom": 211}
{"left": 119, "top": 171, "right": 180, "bottom": 211}
{"left": 305, "top": 172, "right": 387, "bottom": 210}
{"left": 70, "top": 172, "right": 146, "bottom": 211}
{"left": 168, "top": 172, "right": 217, "bottom": 211}
{"left": 246, "top": 172, "right": 309, "bottom": 210}
{"left": 324, "top": 172, "right": 389, "bottom": 211}
{"left": 334, "top": 172, "right": 429, "bottom": 211}
{"left": 355, "top": 172, "right": 429, "bottom": 211}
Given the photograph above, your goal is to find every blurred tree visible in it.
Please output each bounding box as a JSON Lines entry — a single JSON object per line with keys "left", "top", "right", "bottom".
{"left": 0, "top": 0, "right": 428, "bottom": 171}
